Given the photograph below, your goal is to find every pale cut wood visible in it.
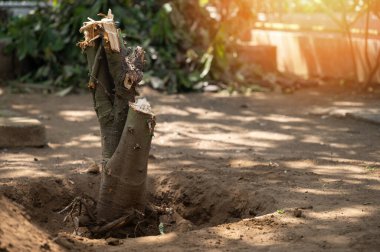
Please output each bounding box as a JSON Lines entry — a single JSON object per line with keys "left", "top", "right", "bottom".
{"left": 78, "top": 9, "right": 120, "bottom": 52}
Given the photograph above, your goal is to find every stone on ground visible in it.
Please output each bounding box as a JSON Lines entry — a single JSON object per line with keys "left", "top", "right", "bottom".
{"left": 0, "top": 117, "right": 46, "bottom": 147}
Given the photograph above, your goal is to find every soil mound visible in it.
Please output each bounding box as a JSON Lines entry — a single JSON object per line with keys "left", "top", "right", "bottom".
{"left": 0, "top": 194, "right": 63, "bottom": 252}
{"left": 151, "top": 171, "right": 277, "bottom": 226}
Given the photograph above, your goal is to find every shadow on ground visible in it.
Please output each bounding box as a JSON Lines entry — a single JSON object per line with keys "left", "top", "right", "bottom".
{"left": 0, "top": 86, "right": 379, "bottom": 251}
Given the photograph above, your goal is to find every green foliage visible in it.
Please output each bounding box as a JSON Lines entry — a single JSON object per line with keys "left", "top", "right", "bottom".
{"left": 0, "top": 8, "right": 10, "bottom": 32}
{"left": 2, "top": 0, "right": 378, "bottom": 92}
{"left": 146, "top": 0, "right": 259, "bottom": 92}
{"left": 2, "top": 0, "right": 258, "bottom": 92}
{"left": 1, "top": 1, "right": 183, "bottom": 91}
{"left": 3, "top": 2, "right": 98, "bottom": 87}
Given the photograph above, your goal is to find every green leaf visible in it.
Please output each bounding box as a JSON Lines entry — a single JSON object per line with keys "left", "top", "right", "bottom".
{"left": 276, "top": 209, "right": 285, "bottom": 214}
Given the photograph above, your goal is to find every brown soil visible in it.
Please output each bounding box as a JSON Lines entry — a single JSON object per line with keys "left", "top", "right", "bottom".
{"left": 0, "top": 86, "right": 379, "bottom": 251}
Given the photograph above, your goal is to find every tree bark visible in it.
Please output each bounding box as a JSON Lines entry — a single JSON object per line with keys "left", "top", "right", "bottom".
{"left": 97, "top": 103, "right": 155, "bottom": 222}
{"left": 78, "top": 10, "right": 155, "bottom": 225}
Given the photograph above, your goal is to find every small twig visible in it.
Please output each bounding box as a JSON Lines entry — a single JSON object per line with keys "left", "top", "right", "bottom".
{"left": 69, "top": 201, "right": 78, "bottom": 225}
{"left": 58, "top": 201, "right": 75, "bottom": 214}
{"left": 58, "top": 195, "right": 97, "bottom": 229}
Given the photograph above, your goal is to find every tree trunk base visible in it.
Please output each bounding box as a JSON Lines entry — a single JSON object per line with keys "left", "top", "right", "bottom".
{"left": 61, "top": 199, "right": 182, "bottom": 239}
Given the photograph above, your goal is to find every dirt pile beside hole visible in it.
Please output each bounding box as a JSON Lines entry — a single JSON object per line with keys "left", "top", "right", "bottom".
{"left": 0, "top": 177, "right": 85, "bottom": 234}
{"left": 0, "top": 170, "right": 276, "bottom": 243}
{"left": 150, "top": 171, "right": 277, "bottom": 227}
{"left": 2, "top": 178, "right": 75, "bottom": 209}
{"left": 0, "top": 194, "right": 63, "bottom": 252}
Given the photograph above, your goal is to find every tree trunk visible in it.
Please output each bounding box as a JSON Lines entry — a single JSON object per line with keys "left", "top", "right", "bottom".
{"left": 97, "top": 103, "right": 155, "bottom": 222}
{"left": 78, "top": 10, "right": 155, "bottom": 225}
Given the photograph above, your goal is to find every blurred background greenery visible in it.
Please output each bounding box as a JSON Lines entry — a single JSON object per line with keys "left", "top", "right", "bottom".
{"left": 1, "top": 0, "right": 254, "bottom": 93}
{"left": 0, "top": 0, "right": 379, "bottom": 93}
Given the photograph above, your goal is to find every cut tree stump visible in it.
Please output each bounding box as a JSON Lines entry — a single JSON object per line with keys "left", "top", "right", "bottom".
{"left": 73, "top": 9, "right": 155, "bottom": 231}
{"left": 0, "top": 117, "right": 46, "bottom": 147}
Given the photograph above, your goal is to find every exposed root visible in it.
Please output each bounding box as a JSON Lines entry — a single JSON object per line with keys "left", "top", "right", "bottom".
{"left": 90, "top": 209, "right": 145, "bottom": 235}
{"left": 59, "top": 197, "right": 190, "bottom": 238}
{"left": 59, "top": 197, "right": 150, "bottom": 237}
{"left": 145, "top": 202, "right": 169, "bottom": 215}
{"left": 58, "top": 195, "right": 97, "bottom": 233}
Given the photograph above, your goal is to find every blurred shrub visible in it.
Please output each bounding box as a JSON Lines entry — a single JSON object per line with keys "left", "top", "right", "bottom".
{"left": 1, "top": 0, "right": 256, "bottom": 92}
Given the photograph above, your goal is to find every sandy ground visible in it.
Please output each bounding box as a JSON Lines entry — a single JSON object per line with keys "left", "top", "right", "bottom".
{"left": 0, "top": 86, "right": 379, "bottom": 251}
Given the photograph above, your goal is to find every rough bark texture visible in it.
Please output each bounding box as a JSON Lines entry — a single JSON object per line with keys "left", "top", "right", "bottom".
{"left": 78, "top": 10, "right": 154, "bottom": 224}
